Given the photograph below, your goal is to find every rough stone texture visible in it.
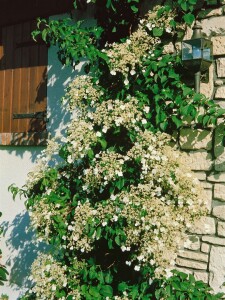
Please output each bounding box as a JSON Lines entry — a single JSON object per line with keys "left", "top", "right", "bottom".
{"left": 214, "top": 123, "right": 225, "bottom": 158}
{"left": 163, "top": 42, "right": 175, "bottom": 54}
{"left": 214, "top": 183, "right": 225, "bottom": 201}
{"left": 217, "top": 221, "right": 225, "bottom": 237}
{"left": 178, "top": 250, "right": 208, "bottom": 262}
{"left": 216, "top": 58, "right": 225, "bottom": 78}
{"left": 209, "top": 246, "right": 225, "bottom": 293}
{"left": 201, "top": 243, "right": 211, "bottom": 253}
{"left": 215, "top": 79, "right": 224, "bottom": 86}
{"left": 212, "top": 35, "right": 225, "bottom": 56}
{"left": 189, "top": 216, "right": 216, "bottom": 235}
{"left": 200, "top": 64, "right": 214, "bottom": 99}
{"left": 186, "top": 151, "right": 213, "bottom": 171}
{"left": 198, "top": 7, "right": 223, "bottom": 19}
{"left": 208, "top": 172, "right": 225, "bottom": 183}
{"left": 175, "top": 266, "right": 193, "bottom": 275}
{"left": 204, "top": 189, "right": 213, "bottom": 212}
{"left": 213, "top": 205, "right": 225, "bottom": 220}
{"left": 200, "top": 181, "right": 212, "bottom": 189}
{"left": 184, "top": 235, "right": 200, "bottom": 251}
{"left": 215, "top": 153, "right": 225, "bottom": 171}
{"left": 179, "top": 129, "right": 212, "bottom": 150}
{"left": 194, "top": 171, "right": 206, "bottom": 181}
{"left": 215, "top": 86, "right": 225, "bottom": 99}
{"left": 201, "top": 16, "right": 225, "bottom": 37}
{"left": 176, "top": 257, "right": 207, "bottom": 270}
{"left": 202, "top": 236, "right": 225, "bottom": 246}
{"left": 194, "top": 271, "right": 209, "bottom": 284}
{"left": 214, "top": 100, "right": 225, "bottom": 109}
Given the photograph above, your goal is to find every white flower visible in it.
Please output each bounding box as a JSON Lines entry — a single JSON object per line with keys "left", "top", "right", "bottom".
{"left": 141, "top": 119, "right": 147, "bottom": 124}
{"left": 124, "top": 78, "right": 129, "bottom": 86}
{"left": 134, "top": 265, "right": 140, "bottom": 271}
{"left": 110, "top": 70, "right": 116, "bottom": 76}
{"left": 67, "top": 155, "right": 73, "bottom": 164}
{"left": 96, "top": 131, "right": 102, "bottom": 137}
{"left": 51, "top": 284, "right": 57, "bottom": 291}
{"left": 125, "top": 261, "right": 131, "bottom": 266}
{"left": 144, "top": 106, "right": 150, "bottom": 113}
{"left": 130, "top": 69, "right": 136, "bottom": 76}
{"left": 102, "top": 221, "right": 107, "bottom": 227}
{"left": 166, "top": 27, "right": 172, "bottom": 33}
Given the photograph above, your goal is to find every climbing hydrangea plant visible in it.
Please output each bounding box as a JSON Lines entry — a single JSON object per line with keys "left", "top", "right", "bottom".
{"left": 12, "top": 0, "right": 225, "bottom": 299}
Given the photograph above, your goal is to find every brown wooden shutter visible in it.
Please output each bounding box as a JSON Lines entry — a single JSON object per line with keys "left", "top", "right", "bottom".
{"left": 0, "top": 20, "right": 48, "bottom": 145}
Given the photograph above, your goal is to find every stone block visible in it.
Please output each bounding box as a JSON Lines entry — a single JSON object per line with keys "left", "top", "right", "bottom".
{"left": 194, "top": 271, "right": 209, "bottom": 284}
{"left": 176, "top": 257, "right": 207, "bottom": 270}
{"left": 184, "top": 235, "right": 200, "bottom": 251}
{"left": 216, "top": 58, "right": 225, "bottom": 78}
{"left": 213, "top": 205, "right": 225, "bottom": 220}
{"left": 190, "top": 216, "right": 216, "bottom": 235}
{"left": 215, "top": 79, "right": 224, "bottom": 86}
{"left": 175, "top": 266, "right": 193, "bottom": 275}
{"left": 186, "top": 151, "right": 213, "bottom": 171}
{"left": 215, "top": 153, "right": 225, "bottom": 171}
{"left": 178, "top": 250, "right": 208, "bottom": 262}
{"left": 179, "top": 129, "right": 212, "bottom": 150}
{"left": 194, "top": 172, "right": 206, "bottom": 181}
{"left": 201, "top": 17, "right": 225, "bottom": 38}
{"left": 202, "top": 236, "right": 225, "bottom": 246}
{"left": 200, "top": 181, "right": 212, "bottom": 189}
{"left": 198, "top": 7, "right": 223, "bottom": 19}
{"left": 217, "top": 221, "right": 225, "bottom": 237}
{"left": 214, "top": 123, "right": 225, "bottom": 158}
{"left": 201, "top": 243, "right": 211, "bottom": 253}
{"left": 209, "top": 246, "right": 225, "bottom": 293}
{"left": 212, "top": 35, "right": 225, "bottom": 56}
{"left": 208, "top": 172, "right": 225, "bottom": 183}
{"left": 214, "top": 184, "right": 225, "bottom": 201}
{"left": 215, "top": 86, "right": 225, "bottom": 99}
{"left": 204, "top": 189, "right": 212, "bottom": 212}
{"left": 200, "top": 64, "right": 214, "bottom": 98}
{"left": 214, "top": 100, "right": 225, "bottom": 109}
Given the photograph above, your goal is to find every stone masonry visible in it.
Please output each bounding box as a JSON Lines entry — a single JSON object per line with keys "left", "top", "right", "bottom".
{"left": 173, "top": 2, "right": 225, "bottom": 294}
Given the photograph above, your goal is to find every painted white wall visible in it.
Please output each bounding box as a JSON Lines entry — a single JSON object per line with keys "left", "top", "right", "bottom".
{"left": 0, "top": 19, "right": 82, "bottom": 299}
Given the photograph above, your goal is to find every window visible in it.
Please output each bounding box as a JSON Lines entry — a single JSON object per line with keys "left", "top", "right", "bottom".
{"left": 0, "top": 20, "right": 48, "bottom": 145}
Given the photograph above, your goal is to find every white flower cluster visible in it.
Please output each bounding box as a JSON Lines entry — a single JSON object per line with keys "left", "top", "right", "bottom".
{"left": 25, "top": 138, "right": 60, "bottom": 191}
{"left": 28, "top": 198, "right": 68, "bottom": 243}
{"left": 83, "top": 151, "right": 125, "bottom": 192}
{"left": 90, "top": 97, "right": 143, "bottom": 132}
{"left": 29, "top": 254, "right": 68, "bottom": 299}
{"left": 62, "top": 75, "right": 102, "bottom": 113}
{"left": 66, "top": 119, "right": 98, "bottom": 162}
{"left": 104, "top": 5, "right": 176, "bottom": 79}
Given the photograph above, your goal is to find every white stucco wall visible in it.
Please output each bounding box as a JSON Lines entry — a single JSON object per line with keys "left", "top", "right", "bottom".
{"left": 0, "top": 19, "right": 83, "bottom": 299}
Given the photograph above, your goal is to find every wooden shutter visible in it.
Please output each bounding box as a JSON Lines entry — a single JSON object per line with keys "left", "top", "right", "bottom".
{"left": 0, "top": 20, "right": 47, "bottom": 145}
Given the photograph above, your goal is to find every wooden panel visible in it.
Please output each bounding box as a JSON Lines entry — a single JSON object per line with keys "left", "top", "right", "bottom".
{"left": 0, "top": 0, "right": 74, "bottom": 27}
{"left": 0, "top": 19, "right": 48, "bottom": 143}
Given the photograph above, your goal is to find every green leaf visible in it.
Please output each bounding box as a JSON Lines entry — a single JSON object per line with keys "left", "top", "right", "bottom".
{"left": 152, "top": 27, "right": 164, "bottom": 37}
{"left": 89, "top": 286, "right": 100, "bottom": 298}
{"left": 171, "top": 115, "right": 182, "bottom": 128}
{"left": 115, "top": 235, "right": 121, "bottom": 246}
{"left": 183, "top": 13, "right": 195, "bottom": 26}
{"left": 131, "top": 5, "right": 138, "bottom": 13}
{"left": 99, "top": 139, "right": 107, "bottom": 150}
{"left": 100, "top": 285, "right": 113, "bottom": 297}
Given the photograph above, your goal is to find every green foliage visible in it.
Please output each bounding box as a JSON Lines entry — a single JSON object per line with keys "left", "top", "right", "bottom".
{"left": 13, "top": 0, "right": 225, "bottom": 299}
{"left": 154, "top": 270, "right": 224, "bottom": 300}
{"left": 32, "top": 18, "right": 105, "bottom": 66}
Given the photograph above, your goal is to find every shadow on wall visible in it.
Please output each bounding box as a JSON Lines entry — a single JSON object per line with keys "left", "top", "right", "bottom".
{"left": 2, "top": 212, "right": 49, "bottom": 290}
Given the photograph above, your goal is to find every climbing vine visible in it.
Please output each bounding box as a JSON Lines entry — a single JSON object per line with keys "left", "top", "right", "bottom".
{"left": 12, "top": 0, "right": 225, "bottom": 299}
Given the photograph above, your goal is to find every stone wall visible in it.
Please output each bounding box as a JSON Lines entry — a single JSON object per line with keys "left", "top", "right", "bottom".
{"left": 174, "top": 5, "right": 225, "bottom": 291}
